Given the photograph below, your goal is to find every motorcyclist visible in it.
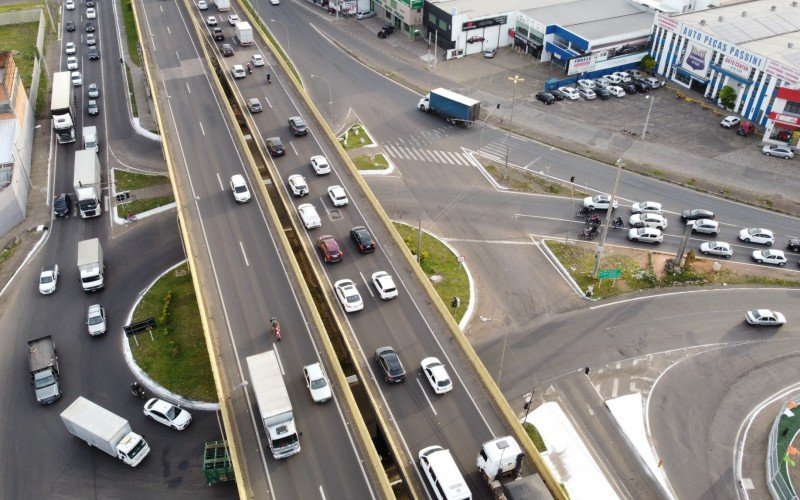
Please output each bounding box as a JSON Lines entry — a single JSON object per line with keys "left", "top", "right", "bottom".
{"left": 266, "top": 72, "right": 271, "bottom": 83}
{"left": 246, "top": 63, "right": 252, "bottom": 74}
{"left": 270, "top": 317, "right": 281, "bottom": 340}
{"left": 612, "top": 216, "right": 624, "bottom": 227}
{"left": 131, "top": 381, "right": 144, "bottom": 398}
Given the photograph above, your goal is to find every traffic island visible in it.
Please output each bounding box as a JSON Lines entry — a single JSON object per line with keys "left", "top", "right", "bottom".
{"left": 338, "top": 123, "right": 374, "bottom": 149}
{"left": 127, "top": 262, "right": 217, "bottom": 402}
{"left": 352, "top": 153, "right": 389, "bottom": 171}
{"left": 479, "top": 157, "right": 588, "bottom": 197}
{"left": 545, "top": 240, "right": 800, "bottom": 300}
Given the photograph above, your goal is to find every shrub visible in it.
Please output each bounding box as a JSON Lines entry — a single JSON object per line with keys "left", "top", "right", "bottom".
{"left": 719, "top": 86, "right": 737, "bottom": 109}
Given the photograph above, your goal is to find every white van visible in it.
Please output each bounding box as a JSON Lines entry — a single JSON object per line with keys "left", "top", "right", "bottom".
{"left": 607, "top": 86, "right": 626, "bottom": 98}
{"left": 419, "top": 446, "right": 472, "bottom": 500}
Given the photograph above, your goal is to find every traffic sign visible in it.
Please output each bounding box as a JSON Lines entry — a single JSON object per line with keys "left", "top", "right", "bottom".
{"left": 598, "top": 268, "right": 622, "bottom": 280}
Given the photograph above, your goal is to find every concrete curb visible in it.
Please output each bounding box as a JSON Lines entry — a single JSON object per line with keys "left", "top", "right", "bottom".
{"left": 122, "top": 260, "right": 220, "bottom": 412}
{"left": 0, "top": 227, "right": 50, "bottom": 299}
{"left": 131, "top": 117, "right": 162, "bottom": 142}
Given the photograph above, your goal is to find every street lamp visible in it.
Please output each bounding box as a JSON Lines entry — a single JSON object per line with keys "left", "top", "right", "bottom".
{"left": 270, "top": 19, "right": 290, "bottom": 58}
{"left": 503, "top": 75, "right": 524, "bottom": 180}
{"left": 479, "top": 316, "right": 509, "bottom": 386}
{"left": 310, "top": 74, "right": 333, "bottom": 121}
{"left": 479, "top": 103, "right": 500, "bottom": 153}
{"left": 591, "top": 158, "right": 624, "bottom": 278}
{"left": 641, "top": 95, "right": 655, "bottom": 141}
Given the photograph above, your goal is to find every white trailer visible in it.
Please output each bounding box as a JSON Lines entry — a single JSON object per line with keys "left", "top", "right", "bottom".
{"left": 235, "top": 22, "right": 253, "bottom": 46}
{"left": 246, "top": 350, "right": 300, "bottom": 459}
{"left": 51, "top": 71, "right": 76, "bottom": 144}
{"left": 73, "top": 149, "right": 102, "bottom": 218}
{"left": 60, "top": 397, "right": 150, "bottom": 467}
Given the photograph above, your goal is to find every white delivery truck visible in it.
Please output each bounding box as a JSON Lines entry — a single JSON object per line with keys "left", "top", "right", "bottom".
{"left": 73, "top": 149, "right": 102, "bottom": 218}
{"left": 477, "top": 436, "right": 551, "bottom": 499}
{"left": 246, "top": 350, "right": 301, "bottom": 459}
{"left": 61, "top": 397, "right": 150, "bottom": 467}
{"left": 77, "top": 238, "right": 105, "bottom": 292}
{"left": 235, "top": 21, "right": 253, "bottom": 46}
{"left": 83, "top": 126, "right": 99, "bottom": 152}
{"left": 51, "top": 71, "right": 76, "bottom": 144}
{"left": 215, "top": 0, "right": 230, "bottom": 11}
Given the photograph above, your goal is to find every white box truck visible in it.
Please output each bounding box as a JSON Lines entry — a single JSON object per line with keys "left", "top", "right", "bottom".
{"left": 83, "top": 126, "right": 99, "bottom": 152}
{"left": 235, "top": 22, "right": 253, "bottom": 46}
{"left": 246, "top": 350, "right": 301, "bottom": 459}
{"left": 51, "top": 71, "right": 76, "bottom": 144}
{"left": 73, "top": 149, "right": 102, "bottom": 218}
{"left": 61, "top": 397, "right": 150, "bottom": 467}
{"left": 216, "top": 0, "right": 230, "bottom": 11}
{"left": 77, "top": 238, "right": 105, "bottom": 292}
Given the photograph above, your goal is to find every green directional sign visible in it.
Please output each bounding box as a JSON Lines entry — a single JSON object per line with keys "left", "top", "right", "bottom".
{"left": 598, "top": 268, "right": 622, "bottom": 280}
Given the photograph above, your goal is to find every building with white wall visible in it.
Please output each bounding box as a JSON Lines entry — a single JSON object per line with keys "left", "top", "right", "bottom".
{"left": 649, "top": 1, "right": 800, "bottom": 130}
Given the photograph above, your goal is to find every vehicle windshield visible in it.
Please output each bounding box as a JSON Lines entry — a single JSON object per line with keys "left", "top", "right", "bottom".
{"left": 438, "top": 378, "right": 451, "bottom": 387}
{"left": 165, "top": 406, "right": 182, "bottom": 420}
{"left": 273, "top": 433, "right": 299, "bottom": 450}
{"left": 40, "top": 275, "right": 53, "bottom": 284}
{"left": 310, "top": 378, "right": 327, "bottom": 390}
{"left": 127, "top": 438, "right": 148, "bottom": 459}
{"left": 34, "top": 374, "right": 56, "bottom": 389}
{"left": 88, "top": 314, "right": 103, "bottom": 325}
{"left": 235, "top": 186, "right": 247, "bottom": 194}
{"left": 346, "top": 294, "right": 359, "bottom": 304}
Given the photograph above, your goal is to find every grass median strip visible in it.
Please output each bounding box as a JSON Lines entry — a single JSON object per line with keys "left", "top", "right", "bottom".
{"left": 116, "top": 195, "right": 175, "bottom": 218}
{"left": 339, "top": 124, "right": 373, "bottom": 149}
{"left": 394, "top": 222, "right": 468, "bottom": 322}
{"left": 114, "top": 170, "right": 170, "bottom": 191}
{"left": 352, "top": 153, "right": 388, "bottom": 171}
{"left": 129, "top": 263, "right": 216, "bottom": 402}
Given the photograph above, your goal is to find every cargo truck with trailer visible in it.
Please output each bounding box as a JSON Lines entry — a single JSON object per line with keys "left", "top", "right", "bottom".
{"left": 246, "top": 350, "right": 301, "bottom": 459}
{"left": 73, "top": 149, "right": 102, "bottom": 218}
{"left": 418, "top": 88, "right": 481, "bottom": 126}
{"left": 477, "top": 436, "right": 551, "bottom": 499}
{"left": 60, "top": 397, "right": 150, "bottom": 467}
{"left": 51, "top": 71, "right": 76, "bottom": 144}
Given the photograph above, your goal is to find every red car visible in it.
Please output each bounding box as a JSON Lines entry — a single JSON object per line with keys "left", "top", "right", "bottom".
{"left": 317, "top": 235, "right": 343, "bottom": 263}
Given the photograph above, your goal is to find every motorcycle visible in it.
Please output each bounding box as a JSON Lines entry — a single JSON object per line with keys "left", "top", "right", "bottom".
{"left": 586, "top": 214, "right": 602, "bottom": 227}
{"left": 579, "top": 227, "right": 598, "bottom": 240}
{"left": 130, "top": 382, "right": 146, "bottom": 399}
{"left": 270, "top": 317, "right": 282, "bottom": 341}
{"left": 610, "top": 216, "right": 625, "bottom": 229}
{"left": 247, "top": 64, "right": 252, "bottom": 75}
{"left": 576, "top": 207, "right": 592, "bottom": 218}
{"left": 266, "top": 73, "right": 272, "bottom": 84}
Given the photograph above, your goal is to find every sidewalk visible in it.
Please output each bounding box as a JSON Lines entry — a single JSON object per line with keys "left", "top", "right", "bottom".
{"left": 322, "top": 16, "right": 800, "bottom": 214}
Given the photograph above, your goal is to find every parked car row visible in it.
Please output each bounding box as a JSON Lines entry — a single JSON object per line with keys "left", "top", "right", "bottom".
{"left": 537, "top": 70, "right": 664, "bottom": 105}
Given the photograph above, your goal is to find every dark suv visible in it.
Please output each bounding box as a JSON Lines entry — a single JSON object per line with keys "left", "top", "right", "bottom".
{"left": 788, "top": 237, "right": 800, "bottom": 252}
{"left": 535, "top": 91, "right": 555, "bottom": 105}
{"left": 266, "top": 137, "right": 286, "bottom": 157}
{"left": 288, "top": 116, "right": 309, "bottom": 136}
{"left": 212, "top": 27, "right": 224, "bottom": 41}
{"left": 317, "top": 235, "right": 343, "bottom": 263}
{"left": 53, "top": 194, "right": 72, "bottom": 218}
{"left": 375, "top": 346, "right": 406, "bottom": 383}
{"left": 350, "top": 226, "right": 375, "bottom": 254}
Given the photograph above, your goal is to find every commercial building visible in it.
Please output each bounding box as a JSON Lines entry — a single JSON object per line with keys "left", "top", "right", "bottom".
{"left": 649, "top": 0, "right": 800, "bottom": 144}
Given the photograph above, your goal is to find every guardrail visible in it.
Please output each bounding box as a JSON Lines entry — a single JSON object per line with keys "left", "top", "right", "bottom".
{"left": 767, "top": 395, "right": 800, "bottom": 499}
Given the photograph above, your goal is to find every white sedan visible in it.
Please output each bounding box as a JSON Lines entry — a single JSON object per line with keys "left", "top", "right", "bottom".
{"left": 557, "top": 86, "right": 580, "bottom": 100}
{"left": 303, "top": 363, "right": 332, "bottom": 403}
{"left": 206, "top": 16, "right": 218, "bottom": 26}
{"left": 630, "top": 201, "right": 662, "bottom": 214}
{"left": 334, "top": 279, "right": 363, "bottom": 312}
{"left": 230, "top": 174, "right": 251, "bottom": 203}
{"left": 629, "top": 213, "right": 667, "bottom": 229}
{"left": 583, "top": 194, "right": 618, "bottom": 210}
{"left": 227, "top": 14, "right": 239, "bottom": 25}
{"left": 65, "top": 0, "right": 75, "bottom": 9}
{"left": 287, "top": 174, "right": 308, "bottom": 197}
{"left": 298, "top": 203, "right": 321, "bottom": 229}
{"left": 627, "top": 227, "right": 663, "bottom": 244}
{"left": 699, "top": 241, "right": 733, "bottom": 258}
{"left": 143, "top": 398, "right": 192, "bottom": 430}
{"left": 65, "top": 42, "right": 76, "bottom": 55}
{"left": 310, "top": 155, "right": 331, "bottom": 175}
{"left": 39, "top": 265, "right": 59, "bottom": 295}
{"left": 197, "top": 0, "right": 208, "bottom": 9}
{"left": 327, "top": 185, "right": 348, "bottom": 207}
{"left": 86, "top": 7, "right": 96, "bottom": 18}
{"left": 86, "top": 304, "right": 106, "bottom": 336}
{"left": 720, "top": 116, "right": 740, "bottom": 128}
{"left": 745, "top": 309, "right": 786, "bottom": 326}
{"left": 372, "top": 271, "right": 398, "bottom": 300}
{"left": 739, "top": 228, "right": 774, "bottom": 246}
{"left": 421, "top": 357, "right": 453, "bottom": 394}
{"left": 67, "top": 56, "right": 79, "bottom": 70}
{"left": 251, "top": 54, "right": 265, "bottom": 67}
{"left": 752, "top": 249, "right": 786, "bottom": 266}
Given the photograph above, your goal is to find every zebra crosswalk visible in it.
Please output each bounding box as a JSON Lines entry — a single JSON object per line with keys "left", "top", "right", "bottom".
{"left": 383, "top": 143, "right": 472, "bottom": 166}
{"left": 480, "top": 141, "right": 515, "bottom": 159}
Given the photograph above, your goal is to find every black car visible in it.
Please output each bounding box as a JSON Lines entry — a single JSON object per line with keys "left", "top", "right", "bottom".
{"left": 288, "top": 116, "right": 308, "bottom": 136}
{"left": 212, "top": 27, "right": 224, "bottom": 41}
{"left": 377, "top": 25, "right": 395, "bottom": 38}
{"left": 53, "top": 193, "right": 72, "bottom": 218}
{"left": 788, "top": 237, "right": 800, "bottom": 252}
{"left": 266, "top": 137, "right": 285, "bottom": 157}
{"left": 86, "top": 0, "right": 95, "bottom": 6}
{"left": 620, "top": 82, "right": 637, "bottom": 94}
{"left": 549, "top": 88, "right": 566, "bottom": 101}
{"left": 681, "top": 208, "right": 715, "bottom": 221}
{"left": 221, "top": 43, "right": 234, "bottom": 57}
{"left": 632, "top": 80, "right": 649, "bottom": 93}
{"left": 535, "top": 91, "right": 555, "bottom": 105}
{"left": 66, "top": 21, "right": 76, "bottom": 32}
{"left": 88, "top": 46, "right": 100, "bottom": 60}
{"left": 85, "top": 20, "right": 95, "bottom": 32}
{"left": 595, "top": 87, "right": 611, "bottom": 100}
{"left": 632, "top": 77, "right": 655, "bottom": 90}
{"left": 375, "top": 346, "right": 406, "bottom": 383}
{"left": 350, "top": 226, "right": 375, "bottom": 254}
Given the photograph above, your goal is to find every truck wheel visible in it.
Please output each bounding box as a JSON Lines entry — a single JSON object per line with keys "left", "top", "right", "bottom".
{"left": 418, "top": 104, "right": 425, "bottom": 111}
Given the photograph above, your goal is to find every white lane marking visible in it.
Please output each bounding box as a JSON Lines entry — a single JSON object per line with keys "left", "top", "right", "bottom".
{"left": 239, "top": 241, "right": 249, "bottom": 266}
{"left": 290, "top": 141, "right": 298, "bottom": 156}
{"left": 185, "top": 82, "right": 191, "bottom": 94}
{"left": 319, "top": 485, "right": 327, "bottom": 500}
{"left": 274, "top": 347, "right": 284, "bottom": 376}
{"left": 359, "top": 272, "right": 374, "bottom": 298}
{"left": 265, "top": 96, "right": 273, "bottom": 109}
{"left": 215, "top": 172, "right": 223, "bottom": 190}
{"left": 416, "top": 378, "right": 437, "bottom": 416}
{"left": 612, "top": 378, "right": 619, "bottom": 398}
{"left": 199, "top": 121, "right": 205, "bottom": 136}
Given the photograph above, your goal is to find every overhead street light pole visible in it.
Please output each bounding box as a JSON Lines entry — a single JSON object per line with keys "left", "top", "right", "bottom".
{"left": 503, "top": 75, "right": 524, "bottom": 180}
{"left": 591, "top": 158, "right": 623, "bottom": 278}
{"left": 480, "top": 316, "right": 509, "bottom": 386}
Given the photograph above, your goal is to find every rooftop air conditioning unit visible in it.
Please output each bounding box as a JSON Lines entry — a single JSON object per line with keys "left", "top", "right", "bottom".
{"left": 718, "top": 16, "right": 724, "bottom": 21}
{"left": 741, "top": 11, "right": 747, "bottom": 17}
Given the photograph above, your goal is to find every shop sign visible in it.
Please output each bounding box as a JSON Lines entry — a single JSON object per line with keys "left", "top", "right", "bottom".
{"left": 568, "top": 54, "right": 595, "bottom": 75}
{"left": 721, "top": 56, "right": 751, "bottom": 79}
{"left": 680, "top": 42, "right": 712, "bottom": 79}
{"left": 462, "top": 15, "right": 507, "bottom": 31}
{"left": 765, "top": 60, "right": 799, "bottom": 85}
{"left": 680, "top": 25, "right": 765, "bottom": 69}
{"left": 769, "top": 112, "right": 800, "bottom": 126}
{"left": 657, "top": 12, "right": 679, "bottom": 32}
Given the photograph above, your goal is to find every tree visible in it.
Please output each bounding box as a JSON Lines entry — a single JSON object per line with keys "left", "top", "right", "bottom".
{"left": 719, "top": 86, "right": 737, "bottom": 109}
{"left": 640, "top": 55, "right": 656, "bottom": 73}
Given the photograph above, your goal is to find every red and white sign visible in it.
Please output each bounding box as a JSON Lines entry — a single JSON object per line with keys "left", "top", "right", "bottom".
{"left": 769, "top": 112, "right": 800, "bottom": 126}
{"left": 721, "top": 56, "right": 750, "bottom": 79}
{"left": 657, "top": 12, "right": 679, "bottom": 32}
{"left": 765, "top": 60, "right": 800, "bottom": 85}
{"left": 568, "top": 55, "right": 595, "bottom": 75}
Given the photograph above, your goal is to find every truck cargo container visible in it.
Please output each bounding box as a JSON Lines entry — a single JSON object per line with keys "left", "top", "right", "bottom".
{"left": 246, "top": 350, "right": 300, "bottom": 459}
{"left": 77, "top": 238, "right": 105, "bottom": 292}
{"left": 418, "top": 88, "right": 480, "bottom": 126}
{"left": 73, "top": 149, "right": 102, "bottom": 218}
{"left": 51, "top": 71, "right": 76, "bottom": 144}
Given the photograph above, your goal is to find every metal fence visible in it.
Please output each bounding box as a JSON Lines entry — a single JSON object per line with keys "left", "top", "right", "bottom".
{"left": 767, "top": 394, "right": 800, "bottom": 499}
